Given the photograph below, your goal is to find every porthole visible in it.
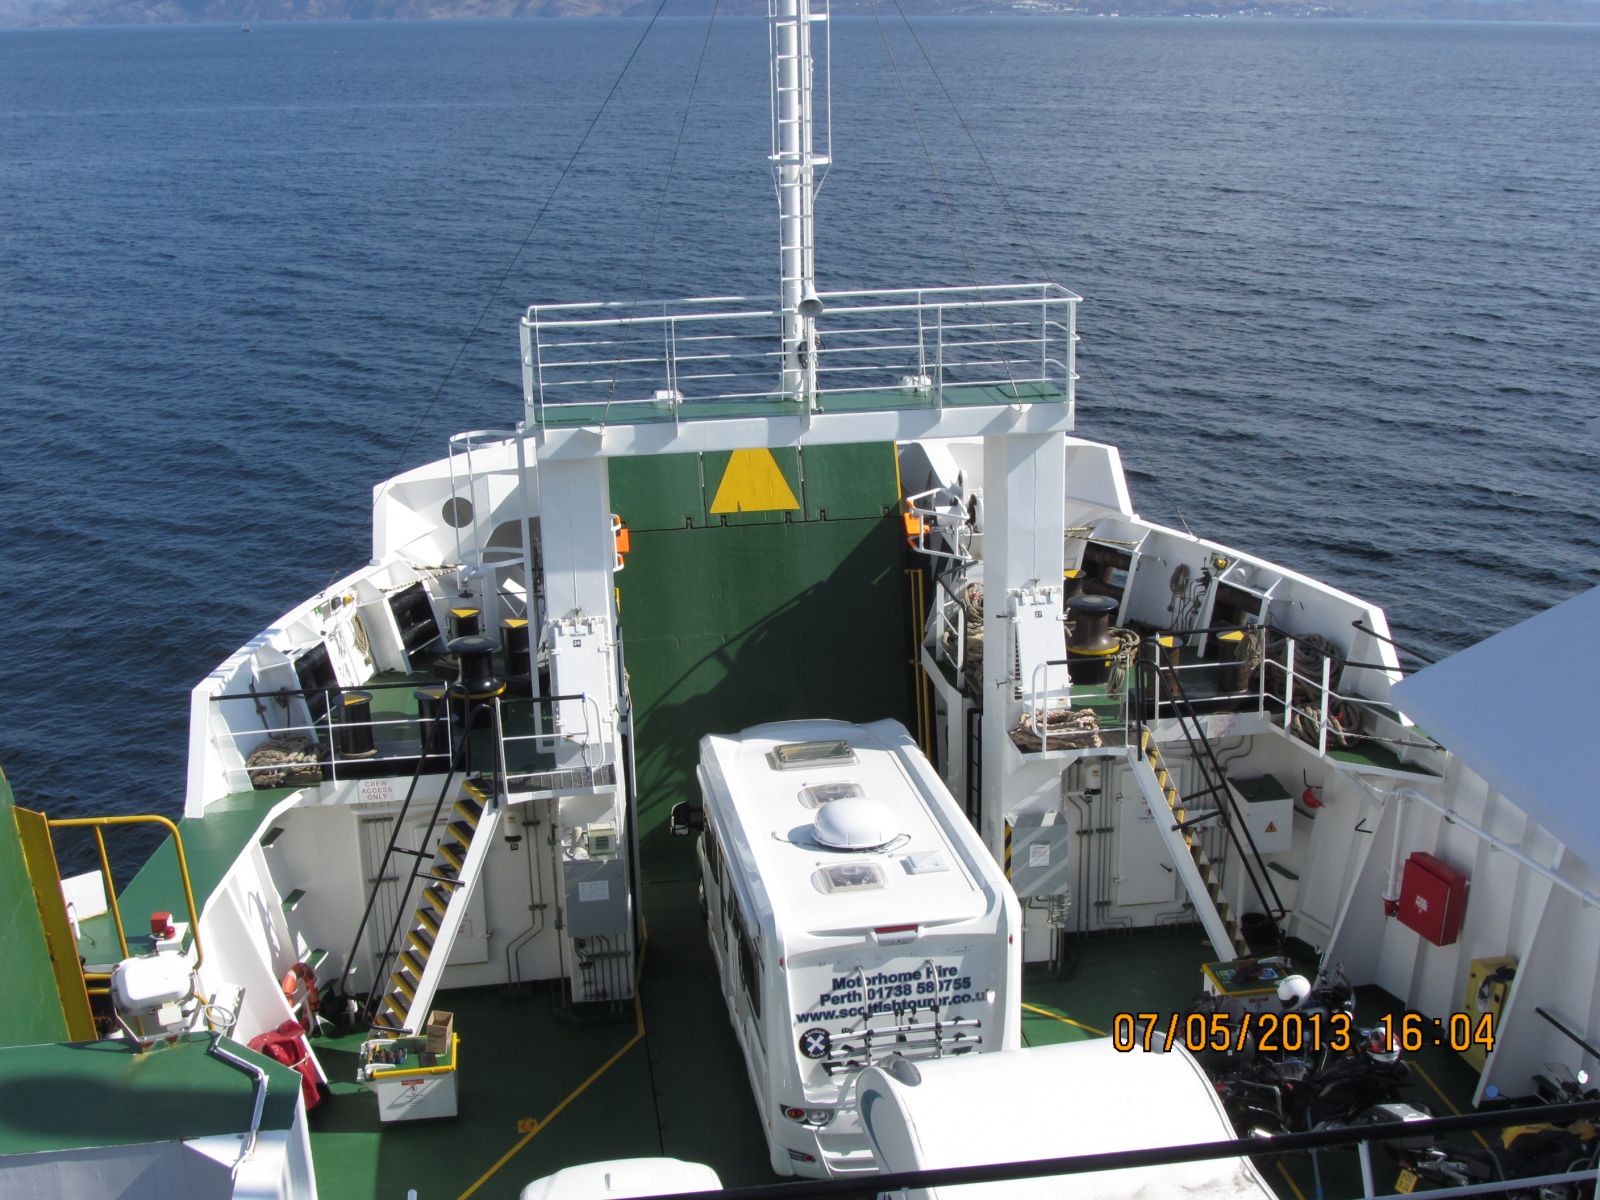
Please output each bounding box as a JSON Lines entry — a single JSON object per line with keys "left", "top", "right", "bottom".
{"left": 442, "top": 497, "right": 474, "bottom": 528}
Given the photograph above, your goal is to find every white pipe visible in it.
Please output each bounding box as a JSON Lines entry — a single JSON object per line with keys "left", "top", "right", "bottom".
{"left": 1383, "top": 789, "right": 1405, "bottom": 911}
{"left": 1393, "top": 786, "right": 1600, "bottom": 911}
{"left": 207, "top": 1031, "right": 269, "bottom": 1177}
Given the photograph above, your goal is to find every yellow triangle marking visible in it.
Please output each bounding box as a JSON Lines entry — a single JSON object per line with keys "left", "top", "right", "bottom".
{"left": 1266, "top": 821, "right": 1278, "bottom": 833}
{"left": 709, "top": 449, "right": 800, "bottom": 514}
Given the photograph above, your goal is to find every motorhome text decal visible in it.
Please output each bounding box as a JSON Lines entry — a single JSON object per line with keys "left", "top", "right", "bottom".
{"left": 796, "top": 964, "right": 985, "bottom": 1022}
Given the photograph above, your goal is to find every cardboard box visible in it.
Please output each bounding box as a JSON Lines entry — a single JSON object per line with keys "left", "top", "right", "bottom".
{"left": 425, "top": 1010, "right": 453, "bottom": 1054}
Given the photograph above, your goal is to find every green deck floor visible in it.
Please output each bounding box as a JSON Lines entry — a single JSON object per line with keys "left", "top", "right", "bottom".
{"left": 0, "top": 1034, "right": 301, "bottom": 1156}
{"left": 300, "top": 912, "right": 1489, "bottom": 1200}
{"left": 306, "top": 876, "right": 771, "bottom": 1199}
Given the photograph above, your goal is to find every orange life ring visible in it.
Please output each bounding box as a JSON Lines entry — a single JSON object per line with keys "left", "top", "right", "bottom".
{"left": 280, "top": 961, "right": 320, "bottom": 1016}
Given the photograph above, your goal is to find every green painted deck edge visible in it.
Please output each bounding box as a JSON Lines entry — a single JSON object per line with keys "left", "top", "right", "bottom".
{"left": 0, "top": 767, "right": 72, "bottom": 1049}
{"left": 0, "top": 1032, "right": 300, "bottom": 1155}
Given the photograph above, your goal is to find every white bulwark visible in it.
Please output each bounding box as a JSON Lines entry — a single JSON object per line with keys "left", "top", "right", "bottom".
{"left": 695, "top": 718, "right": 1022, "bottom": 1178}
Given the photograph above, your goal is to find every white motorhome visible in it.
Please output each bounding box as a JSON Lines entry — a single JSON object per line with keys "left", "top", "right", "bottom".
{"left": 857, "top": 1039, "right": 1276, "bottom": 1198}
{"left": 692, "top": 718, "right": 1021, "bottom": 1178}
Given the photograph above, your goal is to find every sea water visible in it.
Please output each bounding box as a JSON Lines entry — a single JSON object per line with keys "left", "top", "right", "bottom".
{"left": 2, "top": 18, "right": 1597, "bottom": 861}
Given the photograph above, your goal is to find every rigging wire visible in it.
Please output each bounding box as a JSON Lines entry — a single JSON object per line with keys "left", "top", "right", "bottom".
{"left": 887, "top": 0, "right": 1056, "bottom": 290}
{"left": 604, "top": 0, "right": 725, "bottom": 427}
{"left": 323, "top": 0, "right": 676, "bottom": 591}
{"left": 383, "top": 0, "right": 676, "bottom": 482}
{"left": 866, "top": 0, "right": 1023, "bottom": 399}
{"left": 883, "top": 3, "right": 1142, "bottom": 429}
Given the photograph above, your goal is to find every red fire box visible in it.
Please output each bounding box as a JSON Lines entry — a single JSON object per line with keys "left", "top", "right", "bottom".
{"left": 1397, "top": 852, "right": 1469, "bottom": 946}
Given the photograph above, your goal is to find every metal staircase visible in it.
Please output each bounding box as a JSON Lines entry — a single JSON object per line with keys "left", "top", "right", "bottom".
{"left": 1128, "top": 730, "right": 1247, "bottom": 959}
{"left": 371, "top": 779, "right": 501, "bottom": 1034}
{"left": 1126, "top": 636, "right": 1286, "bottom": 961}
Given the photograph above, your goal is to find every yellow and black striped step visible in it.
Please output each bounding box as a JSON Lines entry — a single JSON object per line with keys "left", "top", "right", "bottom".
{"left": 437, "top": 841, "right": 465, "bottom": 873}
{"left": 453, "top": 794, "right": 484, "bottom": 828}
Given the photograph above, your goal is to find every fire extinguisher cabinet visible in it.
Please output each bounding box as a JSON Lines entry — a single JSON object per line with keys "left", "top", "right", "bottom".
{"left": 1397, "top": 852, "right": 1469, "bottom": 946}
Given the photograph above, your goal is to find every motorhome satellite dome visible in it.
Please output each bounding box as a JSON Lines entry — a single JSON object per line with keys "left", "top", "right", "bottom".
{"left": 813, "top": 797, "right": 898, "bottom": 850}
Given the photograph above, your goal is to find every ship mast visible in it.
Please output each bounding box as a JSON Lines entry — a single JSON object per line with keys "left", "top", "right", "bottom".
{"left": 770, "top": 0, "right": 828, "bottom": 404}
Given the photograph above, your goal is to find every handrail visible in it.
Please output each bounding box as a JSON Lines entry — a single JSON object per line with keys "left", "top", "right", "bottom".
{"left": 359, "top": 692, "right": 508, "bottom": 1033}
{"left": 206, "top": 1028, "right": 269, "bottom": 1177}
{"left": 365, "top": 1033, "right": 459, "bottom": 1078}
{"left": 211, "top": 680, "right": 590, "bottom": 703}
{"left": 1140, "top": 638, "right": 1286, "bottom": 930}
{"left": 339, "top": 740, "right": 449, "bottom": 1009}
{"left": 642, "top": 1100, "right": 1600, "bottom": 1200}
{"left": 1264, "top": 637, "right": 1442, "bottom": 757}
{"left": 219, "top": 687, "right": 603, "bottom": 786}
{"left": 523, "top": 282, "right": 1078, "bottom": 419}
{"left": 1352, "top": 617, "right": 1435, "bottom": 666}
{"left": 47, "top": 814, "right": 204, "bottom": 972}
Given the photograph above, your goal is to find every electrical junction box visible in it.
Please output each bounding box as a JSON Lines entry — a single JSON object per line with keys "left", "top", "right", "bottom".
{"left": 585, "top": 822, "right": 617, "bottom": 858}
{"left": 1006, "top": 811, "right": 1072, "bottom": 898}
{"left": 1230, "top": 776, "right": 1293, "bottom": 855}
{"left": 1398, "top": 852, "right": 1469, "bottom": 946}
{"left": 563, "top": 855, "right": 629, "bottom": 937}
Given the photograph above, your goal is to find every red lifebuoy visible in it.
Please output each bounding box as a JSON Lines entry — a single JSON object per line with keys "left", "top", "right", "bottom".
{"left": 280, "top": 961, "right": 320, "bottom": 1017}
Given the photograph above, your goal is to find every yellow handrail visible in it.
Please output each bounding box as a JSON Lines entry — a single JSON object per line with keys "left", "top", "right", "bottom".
{"left": 905, "top": 566, "right": 934, "bottom": 758}
{"left": 47, "top": 814, "right": 204, "bottom": 972}
{"left": 93, "top": 825, "right": 130, "bottom": 960}
{"left": 367, "top": 1033, "right": 460, "bottom": 1079}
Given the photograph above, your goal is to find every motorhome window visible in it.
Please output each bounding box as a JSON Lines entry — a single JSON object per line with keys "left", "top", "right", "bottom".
{"left": 815, "top": 863, "right": 886, "bottom": 893}
{"left": 799, "top": 781, "right": 865, "bottom": 809}
{"left": 767, "top": 740, "right": 856, "bottom": 771}
{"left": 737, "top": 923, "right": 762, "bottom": 1021}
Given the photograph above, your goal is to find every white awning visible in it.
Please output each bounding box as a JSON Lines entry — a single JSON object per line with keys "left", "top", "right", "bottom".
{"left": 1391, "top": 585, "right": 1600, "bottom": 873}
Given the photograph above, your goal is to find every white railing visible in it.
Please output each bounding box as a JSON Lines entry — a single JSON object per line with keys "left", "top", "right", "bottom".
{"left": 930, "top": 578, "right": 969, "bottom": 674}
{"left": 215, "top": 687, "right": 610, "bottom": 791}
{"left": 1263, "top": 639, "right": 1441, "bottom": 760}
{"left": 906, "top": 485, "right": 976, "bottom": 564}
{"left": 1002, "top": 633, "right": 1434, "bottom": 761}
{"left": 520, "top": 282, "right": 1078, "bottom": 426}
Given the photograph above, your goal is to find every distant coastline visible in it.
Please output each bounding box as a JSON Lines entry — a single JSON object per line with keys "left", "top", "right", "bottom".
{"left": 5, "top": 0, "right": 1600, "bottom": 29}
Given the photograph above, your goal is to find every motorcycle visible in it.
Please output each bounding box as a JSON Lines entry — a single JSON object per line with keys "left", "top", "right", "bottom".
{"left": 1393, "top": 1064, "right": 1599, "bottom": 1196}
{"left": 1212, "top": 1025, "right": 1426, "bottom": 1136}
